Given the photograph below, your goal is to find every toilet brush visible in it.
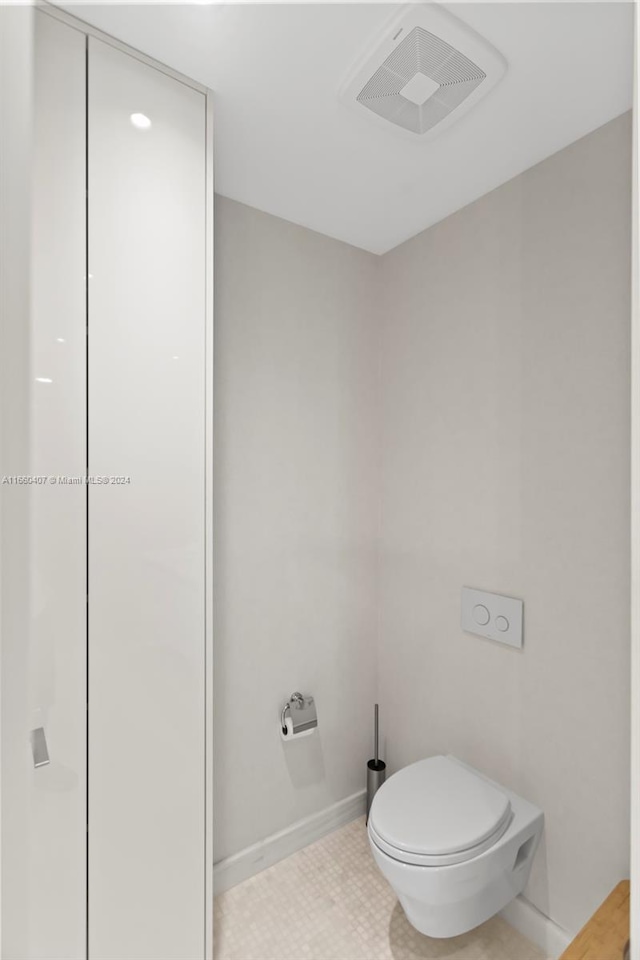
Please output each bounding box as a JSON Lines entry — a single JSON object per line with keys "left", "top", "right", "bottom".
{"left": 366, "top": 703, "right": 386, "bottom": 823}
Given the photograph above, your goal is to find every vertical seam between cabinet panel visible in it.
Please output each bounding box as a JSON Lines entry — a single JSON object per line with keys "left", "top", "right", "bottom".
{"left": 204, "top": 89, "right": 215, "bottom": 960}
{"left": 205, "top": 96, "right": 208, "bottom": 960}
{"left": 203, "top": 92, "right": 209, "bottom": 960}
{"left": 85, "top": 33, "right": 90, "bottom": 960}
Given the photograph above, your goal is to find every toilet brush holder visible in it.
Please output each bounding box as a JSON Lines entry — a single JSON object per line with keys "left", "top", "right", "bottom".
{"left": 366, "top": 704, "right": 386, "bottom": 823}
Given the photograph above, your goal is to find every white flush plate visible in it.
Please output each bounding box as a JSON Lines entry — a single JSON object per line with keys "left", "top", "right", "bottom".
{"left": 461, "top": 587, "right": 523, "bottom": 649}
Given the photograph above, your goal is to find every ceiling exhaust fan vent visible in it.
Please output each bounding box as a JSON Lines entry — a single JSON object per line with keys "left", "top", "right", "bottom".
{"left": 340, "top": 5, "right": 506, "bottom": 141}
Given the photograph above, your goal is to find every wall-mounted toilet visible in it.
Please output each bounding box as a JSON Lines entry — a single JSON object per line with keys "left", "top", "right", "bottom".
{"left": 368, "top": 755, "right": 543, "bottom": 939}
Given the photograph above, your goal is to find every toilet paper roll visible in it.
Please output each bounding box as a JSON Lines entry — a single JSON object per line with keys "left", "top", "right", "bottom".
{"left": 280, "top": 717, "right": 315, "bottom": 741}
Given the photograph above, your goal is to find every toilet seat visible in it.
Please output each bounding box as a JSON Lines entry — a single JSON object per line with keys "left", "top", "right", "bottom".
{"left": 368, "top": 755, "right": 513, "bottom": 867}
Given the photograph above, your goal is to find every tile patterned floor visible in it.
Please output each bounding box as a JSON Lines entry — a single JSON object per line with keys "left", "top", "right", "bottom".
{"left": 213, "top": 817, "right": 548, "bottom": 960}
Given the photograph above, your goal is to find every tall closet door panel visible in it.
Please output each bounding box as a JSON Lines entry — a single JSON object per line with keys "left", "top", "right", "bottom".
{"left": 30, "top": 12, "right": 87, "bottom": 959}
{"left": 87, "top": 38, "right": 207, "bottom": 960}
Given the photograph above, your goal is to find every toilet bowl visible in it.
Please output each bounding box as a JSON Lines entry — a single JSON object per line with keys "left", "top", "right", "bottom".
{"left": 367, "top": 755, "right": 543, "bottom": 939}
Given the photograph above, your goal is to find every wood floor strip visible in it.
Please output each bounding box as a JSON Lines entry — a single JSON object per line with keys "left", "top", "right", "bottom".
{"left": 559, "top": 880, "right": 630, "bottom": 960}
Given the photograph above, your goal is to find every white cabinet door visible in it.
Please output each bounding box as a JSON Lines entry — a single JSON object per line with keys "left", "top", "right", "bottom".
{"left": 29, "top": 12, "right": 87, "bottom": 959}
{"left": 87, "top": 37, "right": 207, "bottom": 960}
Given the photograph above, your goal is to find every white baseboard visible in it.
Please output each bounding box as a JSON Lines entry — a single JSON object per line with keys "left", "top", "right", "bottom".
{"left": 501, "top": 895, "right": 572, "bottom": 959}
{"left": 213, "top": 789, "right": 366, "bottom": 895}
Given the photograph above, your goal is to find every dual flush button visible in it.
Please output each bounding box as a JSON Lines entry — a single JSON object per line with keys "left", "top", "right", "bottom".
{"left": 472, "top": 604, "right": 509, "bottom": 633}
{"left": 461, "top": 588, "right": 524, "bottom": 649}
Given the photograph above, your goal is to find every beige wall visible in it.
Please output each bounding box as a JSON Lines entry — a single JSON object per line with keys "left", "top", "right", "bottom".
{"left": 213, "top": 196, "right": 379, "bottom": 860}
{"left": 378, "top": 113, "right": 631, "bottom": 935}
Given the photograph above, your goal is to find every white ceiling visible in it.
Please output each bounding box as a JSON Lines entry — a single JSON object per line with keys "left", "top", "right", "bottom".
{"left": 59, "top": 2, "right": 633, "bottom": 254}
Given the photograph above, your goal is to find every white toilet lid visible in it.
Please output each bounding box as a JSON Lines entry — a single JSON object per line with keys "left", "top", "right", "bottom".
{"left": 368, "top": 755, "right": 512, "bottom": 866}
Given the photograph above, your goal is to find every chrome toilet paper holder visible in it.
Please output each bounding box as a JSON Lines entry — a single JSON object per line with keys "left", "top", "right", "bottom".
{"left": 280, "top": 692, "right": 317, "bottom": 737}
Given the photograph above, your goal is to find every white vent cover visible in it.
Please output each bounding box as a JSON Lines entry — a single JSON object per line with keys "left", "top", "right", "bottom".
{"left": 339, "top": 4, "right": 507, "bottom": 140}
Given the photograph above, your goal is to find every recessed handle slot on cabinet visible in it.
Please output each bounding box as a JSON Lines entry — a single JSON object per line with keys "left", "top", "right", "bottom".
{"left": 31, "top": 726, "right": 50, "bottom": 768}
